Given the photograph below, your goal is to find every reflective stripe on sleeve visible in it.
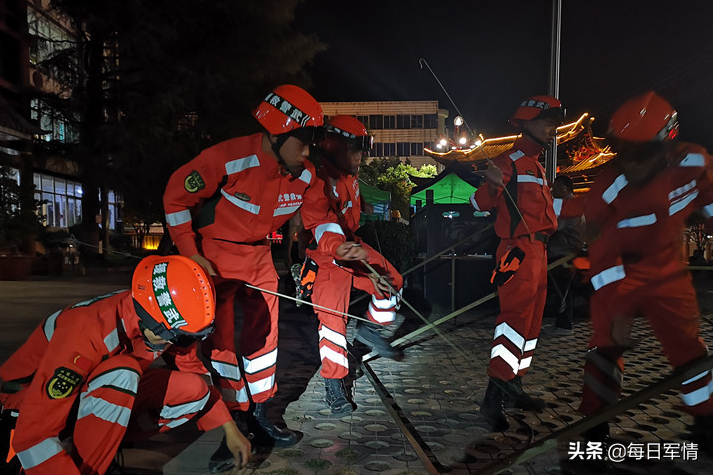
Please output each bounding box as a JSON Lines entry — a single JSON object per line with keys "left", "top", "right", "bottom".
{"left": 602, "top": 174, "right": 628, "bottom": 204}
{"left": 509, "top": 150, "right": 525, "bottom": 161}
{"left": 680, "top": 153, "right": 705, "bottom": 167}
{"left": 104, "top": 328, "right": 120, "bottom": 353}
{"left": 43, "top": 310, "right": 61, "bottom": 341}
{"left": 84, "top": 367, "right": 140, "bottom": 395}
{"left": 16, "top": 437, "right": 64, "bottom": 469}
{"left": 166, "top": 209, "right": 192, "bottom": 227}
{"left": 469, "top": 192, "right": 480, "bottom": 211}
{"left": 314, "top": 223, "right": 344, "bottom": 243}
{"left": 669, "top": 190, "right": 698, "bottom": 216}
{"left": 552, "top": 198, "right": 563, "bottom": 218}
{"left": 616, "top": 214, "right": 656, "bottom": 228}
{"left": 298, "top": 168, "right": 313, "bottom": 184}
{"left": 77, "top": 395, "right": 132, "bottom": 426}
{"left": 160, "top": 391, "right": 210, "bottom": 420}
{"left": 225, "top": 155, "right": 260, "bottom": 175}
{"left": 591, "top": 265, "right": 625, "bottom": 291}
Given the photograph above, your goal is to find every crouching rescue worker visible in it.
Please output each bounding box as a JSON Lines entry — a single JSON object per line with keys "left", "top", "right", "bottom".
{"left": 0, "top": 255, "right": 251, "bottom": 475}
{"left": 578, "top": 91, "right": 713, "bottom": 452}
{"left": 163, "top": 85, "right": 367, "bottom": 467}
{"left": 304, "top": 116, "right": 404, "bottom": 414}
{"left": 470, "top": 96, "right": 564, "bottom": 431}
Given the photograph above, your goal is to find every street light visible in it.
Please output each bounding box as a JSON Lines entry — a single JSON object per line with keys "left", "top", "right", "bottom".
{"left": 435, "top": 115, "right": 480, "bottom": 150}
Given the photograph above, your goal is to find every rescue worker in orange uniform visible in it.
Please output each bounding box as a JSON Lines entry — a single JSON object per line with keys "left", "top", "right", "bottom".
{"left": 0, "top": 255, "right": 251, "bottom": 475}
{"left": 469, "top": 96, "right": 564, "bottom": 431}
{"left": 578, "top": 92, "right": 713, "bottom": 450}
{"left": 163, "top": 85, "right": 367, "bottom": 461}
{"left": 306, "top": 116, "right": 404, "bottom": 414}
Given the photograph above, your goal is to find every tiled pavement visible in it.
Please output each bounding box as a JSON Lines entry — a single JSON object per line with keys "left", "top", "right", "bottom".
{"left": 162, "top": 278, "right": 713, "bottom": 475}
{"left": 3, "top": 271, "right": 713, "bottom": 474}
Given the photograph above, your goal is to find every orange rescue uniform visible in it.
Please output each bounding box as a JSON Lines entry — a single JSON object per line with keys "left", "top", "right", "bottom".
{"left": 470, "top": 136, "right": 558, "bottom": 381}
{"left": 307, "top": 161, "right": 403, "bottom": 379}
{"left": 0, "top": 291, "right": 230, "bottom": 475}
{"left": 163, "top": 133, "right": 344, "bottom": 410}
{"left": 579, "top": 142, "right": 713, "bottom": 417}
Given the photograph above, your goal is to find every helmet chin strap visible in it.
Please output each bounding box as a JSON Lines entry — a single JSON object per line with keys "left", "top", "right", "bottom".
{"left": 271, "top": 133, "right": 290, "bottom": 166}
{"left": 271, "top": 133, "right": 304, "bottom": 177}
{"left": 522, "top": 127, "right": 551, "bottom": 149}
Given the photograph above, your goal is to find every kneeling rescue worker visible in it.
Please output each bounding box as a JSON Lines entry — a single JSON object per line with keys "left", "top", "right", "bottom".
{"left": 0, "top": 255, "right": 251, "bottom": 474}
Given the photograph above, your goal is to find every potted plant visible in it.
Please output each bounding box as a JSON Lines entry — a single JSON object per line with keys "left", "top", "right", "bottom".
{"left": 0, "top": 164, "right": 44, "bottom": 280}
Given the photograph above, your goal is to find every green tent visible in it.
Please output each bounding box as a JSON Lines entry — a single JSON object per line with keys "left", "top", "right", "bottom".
{"left": 359, "top": 179, "right": 391, "bottom": 221}
{"left": 410, "top": 163, "right": 480, "bottom": 207}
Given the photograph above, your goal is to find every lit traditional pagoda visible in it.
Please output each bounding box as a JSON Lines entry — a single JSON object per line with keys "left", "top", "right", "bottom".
{"left": 424, "top": 113, "right": 616, "bottom": 191}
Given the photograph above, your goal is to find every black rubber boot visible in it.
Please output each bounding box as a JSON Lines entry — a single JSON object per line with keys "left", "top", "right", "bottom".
{"left": 480, "top": 378, "right": 509, "bottom": 432}
{"left": 247, "top": 402, "right": 298, "bottom": 447}
{"left": 691, "top": 414, "right": 713, "bottom": 456}
{"left": 582, "top": 421, "right": 610, "bottom": 445}
{"left": 355, "top": 320, "right": 404, "bottom": 360}
{"left": 508, "top": 375, "right": 545, "bottom": 412}
{"left": 324, "top": 377, "right": 354, "bottom": 415}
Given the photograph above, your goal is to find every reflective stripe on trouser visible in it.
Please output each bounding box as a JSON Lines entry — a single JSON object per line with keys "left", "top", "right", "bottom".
{"left": 38, "top": 355, "right": 142, "bottom": 475}
{"left": 309, "top": 242, "right": 403, "bottom": 379}
{"left": 366, "top": 289, "right": 401, "bottom": 324}
{"left": 578, "top": 346, "right": 625, "bottom": 415}
{"left": 580, "top": 267, "right": 713, "bottom": 416}
{"left": 203, "top": 275, "right": 279, "bottom": 409}
{"left": 488, "top": 238, "right": 547, "bottom": 381}
{"left": 125, "top": 368, "right": 217, "bottom": 439}
{"left": 199, "top": 241, "right": 281, "bottom": 409}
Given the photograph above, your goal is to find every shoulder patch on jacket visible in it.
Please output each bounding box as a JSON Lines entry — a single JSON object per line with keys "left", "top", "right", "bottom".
{"left": 46, "top": 367, "right": 83, "bottom": 399}
{"left": 184, "top": 171, "right": 206, "bottom": 193}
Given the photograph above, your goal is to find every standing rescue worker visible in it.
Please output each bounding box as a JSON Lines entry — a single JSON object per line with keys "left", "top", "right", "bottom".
{"left": 470, "top": 96, "right": 564, "bottom": 431}
{"left": 0, "top": 255, "right": 251, "bottom": 475}
{"left": 162, "top": 86, "right": 367, "bottom": 461}
{"left": 578, "top": 92, "right": 713, "bottom": 450}
{"left": 307, "top": 116, "right": 404, "bottom": 414}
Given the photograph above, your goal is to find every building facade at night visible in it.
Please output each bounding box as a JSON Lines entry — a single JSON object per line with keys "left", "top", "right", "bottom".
{"left": 319, "top": 101, "right": 449, "bottom": 169}
{"left": 0, "top": 0, "right": 121, "bottom": 237}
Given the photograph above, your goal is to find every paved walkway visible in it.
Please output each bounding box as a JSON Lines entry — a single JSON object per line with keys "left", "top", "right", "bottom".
{"left": 2, "top": 271, "right": 713, "bottom": 474}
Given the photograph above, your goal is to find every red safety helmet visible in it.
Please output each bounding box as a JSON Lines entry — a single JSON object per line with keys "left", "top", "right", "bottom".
{"left": 253, "top": 84, "right": 324, "bottom": 136}
{"left": 320, "top": 115, "right": 372, "bottom": 155}
{"left": 509, "top": 95, "right": 565, "bottom": 127}
{"left": 132, "top": 255, "right": 216, "bottom": 346}
{"left": 608, "top": 91, "right": 679, "bottom": 142}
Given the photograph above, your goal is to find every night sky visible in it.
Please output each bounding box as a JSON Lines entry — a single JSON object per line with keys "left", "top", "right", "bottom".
{"left": 296, "top": 0, "right": 713, "bottom": 151}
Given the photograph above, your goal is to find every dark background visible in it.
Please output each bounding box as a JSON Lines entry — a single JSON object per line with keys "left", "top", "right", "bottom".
{"left": 296, "top": 0, "right": 713, "bottom": 150}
